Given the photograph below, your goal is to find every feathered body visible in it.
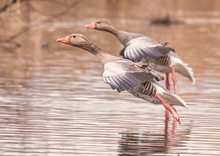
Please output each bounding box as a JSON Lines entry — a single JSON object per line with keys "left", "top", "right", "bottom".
{"left": 104, "top": 59, "right": 188, "bottom": 108}
{"left": 120, "top": 36, "right": 195, "bottom": 84}
{"left": 85, "top": 21, "right": 195, "bottom": 92}
{"left": 57, "top": 33, "right": 189, "bottom": 122}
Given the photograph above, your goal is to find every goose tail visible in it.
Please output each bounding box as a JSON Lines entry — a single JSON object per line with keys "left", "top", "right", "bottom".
{"left": 161, "top": 92, "right": 188, "bottom": 109}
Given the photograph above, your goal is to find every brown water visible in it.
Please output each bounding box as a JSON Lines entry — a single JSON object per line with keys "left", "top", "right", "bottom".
{"left": 0, "top": 0, "right": 220, "bottom": 155}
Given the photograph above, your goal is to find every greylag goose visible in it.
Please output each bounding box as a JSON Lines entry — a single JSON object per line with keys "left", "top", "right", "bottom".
{"left": 56, "top": 33, "right": 188, "bottom": 123}
{"left": 85, "top": 20, "right": 195, "bottom": 93}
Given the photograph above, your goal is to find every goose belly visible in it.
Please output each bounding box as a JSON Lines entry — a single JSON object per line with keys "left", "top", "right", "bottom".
{"left": 128, "top": 89, "right": 160, "bottom": 104}
{"left": 127, "top": 81, "right": 160, "bottom": 104}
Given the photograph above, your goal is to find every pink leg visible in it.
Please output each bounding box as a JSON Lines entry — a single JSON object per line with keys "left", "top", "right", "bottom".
{"left": 164, "top": 75, "right": 170, "bottom": 138}
{"left": 165, "top": 110, "right": 169, "bottom": 120}
{"left": 170, "top": 67, "right": 178, "bottom": 93}
{"left": 165, "top": 73, "right": 170, "bottom": 124}
{"left": 156, "top": 94, "right": 180, "bottom": 124}
{"left": 165, "top": 72, "right": 170, "bottom": 90}
{"left": 164, "top": 110, "right": 169, "bottom": 146}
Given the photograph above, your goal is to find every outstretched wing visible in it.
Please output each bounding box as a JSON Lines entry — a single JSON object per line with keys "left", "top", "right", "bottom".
{"left": 122, "top": 37, "right": 172, "bottom": 62}
{"left": 103, "top": 59, "right": 159, "bottom": 92}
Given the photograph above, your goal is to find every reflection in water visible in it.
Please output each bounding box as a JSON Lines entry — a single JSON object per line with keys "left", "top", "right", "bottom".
{"left": 0, "top": 0, "right": 220, "bottom": 155}
{"left": 118, "top": 120, "right": 192, "bottom": 156}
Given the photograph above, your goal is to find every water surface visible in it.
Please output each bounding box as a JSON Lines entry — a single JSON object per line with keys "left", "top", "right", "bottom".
{"left": 0, "top": 0, "right": 220, "bottom": 155}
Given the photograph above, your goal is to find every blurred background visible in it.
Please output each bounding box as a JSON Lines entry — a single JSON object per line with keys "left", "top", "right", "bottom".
{"left": 0, "top": 0, "right": 220, "bottom": 155}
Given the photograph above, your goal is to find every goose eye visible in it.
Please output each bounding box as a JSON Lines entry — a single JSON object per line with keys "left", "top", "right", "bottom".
{"left": 97, "top": 21, "right": 101, "bottom": 24}
{"left": 72, "top": 35, "right": 76, "bottom": 38}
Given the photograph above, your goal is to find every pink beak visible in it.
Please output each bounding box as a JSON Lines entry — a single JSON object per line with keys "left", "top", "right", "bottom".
{"left": 85, "top": 22, "right": 96, "bottom": 29}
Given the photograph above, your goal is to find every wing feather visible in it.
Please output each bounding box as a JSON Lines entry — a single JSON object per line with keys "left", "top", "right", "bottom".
{"left": 103, "top": 59, "right": 159, "bottom": 92}
{"left": 122, "top": 37, "right": 172, "bottom": 62}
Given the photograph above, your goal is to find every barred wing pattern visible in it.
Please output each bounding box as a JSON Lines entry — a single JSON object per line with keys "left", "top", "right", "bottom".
{"left": 103, "top": 59, "right": 158, "bottom": 92}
